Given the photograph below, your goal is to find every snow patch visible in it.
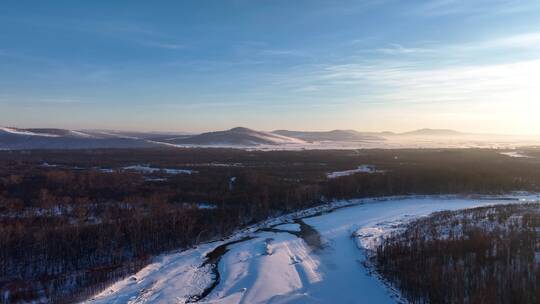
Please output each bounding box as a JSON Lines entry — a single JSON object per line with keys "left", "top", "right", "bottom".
{"left": 327, "top": 165, "right": 384, "bottom": 179}
{"left": 95, "top": 131, "right": 140, "bottom": 140}
{"left": 69, "top": 130, "right": 97, "bottom": 138}
{"left": 122, "top": 164, "right": 197, "bottom": 175}
{"left": 500, "top": 151, "right": 531, "bottom": 158}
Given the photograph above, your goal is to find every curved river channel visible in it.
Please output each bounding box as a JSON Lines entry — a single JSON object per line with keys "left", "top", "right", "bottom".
{"left": 87, "top": 194, "right": 540, "bottom": 304}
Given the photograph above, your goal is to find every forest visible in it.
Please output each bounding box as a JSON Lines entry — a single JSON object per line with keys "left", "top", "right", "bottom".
{"left": 374, "top": 202, "right": 540, "bottom": 304}
{"left": 1, "top": 147, "right": 540, "bottom": 302}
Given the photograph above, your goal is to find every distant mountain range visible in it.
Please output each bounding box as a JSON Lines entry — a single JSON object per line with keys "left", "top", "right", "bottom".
{"left": 399, "top": 128, "right": 465, "bottom": 136}
{"left": 163, "top": 127, "right": 306, "bottom": 146}
{"left": 0, "top": 126, "right": 515, "bottom": 150}
{"left": 272, "top": 130, "right": 385, "bottom": 142}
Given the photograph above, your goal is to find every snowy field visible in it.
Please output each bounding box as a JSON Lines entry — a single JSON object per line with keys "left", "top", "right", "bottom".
{"left": 85, "top": 194, "right": 540, "bottom": 304}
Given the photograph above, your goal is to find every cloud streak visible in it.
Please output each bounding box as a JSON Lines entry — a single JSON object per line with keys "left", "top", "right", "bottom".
{"left": 413, "top": 0, "right": 540, "bottom": 17}
{"left": 276, "top": 31, "right": 540, "bottom": 119}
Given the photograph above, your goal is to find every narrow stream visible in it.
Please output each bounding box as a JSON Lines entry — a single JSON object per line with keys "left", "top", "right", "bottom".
{"left": 187, "top": 236, "right": 254, "bottom": 302}
{"left": 294, "top": 219, "right": 324, "bottom": 251}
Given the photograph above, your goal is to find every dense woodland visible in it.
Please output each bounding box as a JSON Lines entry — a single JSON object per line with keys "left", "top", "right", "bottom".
{"left": 1, "top": 147, "right": 540, "bottom": 302}
{"left": 374, "top": 203, "right": 540, "bottom": 304}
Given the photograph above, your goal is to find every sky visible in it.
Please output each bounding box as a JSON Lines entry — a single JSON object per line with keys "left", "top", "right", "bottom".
{"left": 1, "top": 0, "right": 540, "bottom": 134}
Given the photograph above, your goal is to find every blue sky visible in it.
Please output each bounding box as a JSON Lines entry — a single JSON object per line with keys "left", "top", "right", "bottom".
{"left": 1, "top": 0, "right": 540, "bottom": 133}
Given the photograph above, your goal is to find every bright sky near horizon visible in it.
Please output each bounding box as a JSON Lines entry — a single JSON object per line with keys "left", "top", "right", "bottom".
{"left": 1, "top": 1, "right": 540, "bottom": 134}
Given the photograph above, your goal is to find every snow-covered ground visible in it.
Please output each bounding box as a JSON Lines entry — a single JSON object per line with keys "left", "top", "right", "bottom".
{"left": 158, "top": 134, "right": 540, "bottom": 150}
{"left": 85, "top": 194, "right": 540, "bottom": 304}
{"left": 327, "top": 165, "right": 384, "bottom": 179}
{"left": 122, "top": 165, "right": 197, "bottom": 175}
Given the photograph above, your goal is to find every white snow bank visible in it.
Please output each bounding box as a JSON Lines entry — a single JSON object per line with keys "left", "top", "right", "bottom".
{"left": 86, "top": 243, "right": 216, "bottom": 304}
{"left": 273, "top": 223, "right": 301, "bottom": 232}
{"left": 206, "top": 231, "right": 322, "bottom": 304}
{"left": 353, "top": 226, "right": 388, "bottom": 251}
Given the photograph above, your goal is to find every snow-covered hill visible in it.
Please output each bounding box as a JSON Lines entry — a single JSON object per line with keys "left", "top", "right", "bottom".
{"left": 2, "top": 126, "right": 540, "bottom": 150}
{"left": 164, "top": 127, "right": 306, "bottom": 147}
{"left": 0, "top": 127, "right": 165, "bottom": 149}
{"left": 1, "top": 127, "right": 72, "bottom": 138}
{"left": 398, "top": 128, "right": 465, "bottom": 137}
{"left": 85, "top": 194, "right": 540, "bottom": 304}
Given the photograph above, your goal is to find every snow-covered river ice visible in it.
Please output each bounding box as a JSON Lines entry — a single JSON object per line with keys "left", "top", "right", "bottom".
{"left": 86, "top": 194, "right": 540, "bottom": 304}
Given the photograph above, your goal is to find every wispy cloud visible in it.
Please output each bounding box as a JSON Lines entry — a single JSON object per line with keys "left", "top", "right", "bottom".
{"left": 285, "top": 55, "right": 540, "bottom": 134}
{"left": 413, "top": 0, "right": 540, "bottom": 17}
{"left": 458, "top": 32, "right": 540, "bottom": 51}
{"left": 259, "top": 49, "right": 307, "bottom": 57}
{"left": 321, "top": 59, "right": 538, "bottom": 101}
{"left": 232, "top": 41, "right": 310, "bottom": 60}
{"left": 372, "top": 32, "right": 540, "bottom": 57}
{"left": 0, "top": 49, "right": 60, "bottom": 65}
{"left": 376, "top": 44, "right": 434, "bottom": 55}
{"left": 30, "top": 18, "right": 188, "bottom": 51}
{"left": 137, "top": 40, "right": 184, "bottom": 50}
{"left": 88, "top": 22, "right": 186, "bottom": 50}
{"left": 279, "top": 31, "right": 540, "bottom": 113}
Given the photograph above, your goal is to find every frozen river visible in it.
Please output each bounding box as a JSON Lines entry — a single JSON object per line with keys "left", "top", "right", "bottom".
{"left": 87, "top": 194, "right": 540, "bottom": 304}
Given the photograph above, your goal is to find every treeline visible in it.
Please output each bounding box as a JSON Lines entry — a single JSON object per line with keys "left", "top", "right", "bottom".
{"left": 1, "top": 148, "right": 540, "bottom": 302}
{"left": 1, "top": 208, "right": 227, "bottom": 303}
{"left": 374, "top": 203, "right": 540, "bottom": 304}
